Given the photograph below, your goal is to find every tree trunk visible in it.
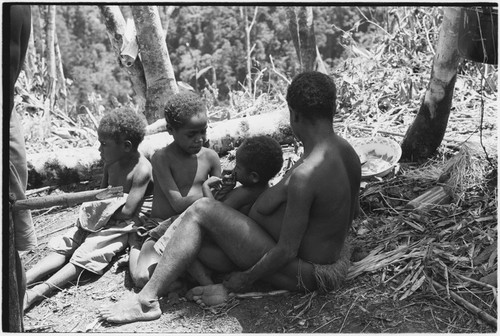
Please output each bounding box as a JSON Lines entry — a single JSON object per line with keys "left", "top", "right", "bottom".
{"left": 43, "top": 5, "right": 56, "bottom": 137}
{"left": 54, "top": 33, "right": 67, "bottom": 113}
{"left": 244, "top": 6, "right": 258, "bottom": 95}
{"left": 132, "top": 6, "right": 178, "bottom": 123}
{"left": 99, "top": 5, "right": 147, "bottom": 113}
{"left": 287, "top": 7, "right": 317, "bottom": 72}
{"left": 34, "top": 5, "right": 45, "bottom": 68}
{"left": 25, "top": 18, "right": 37, "bottom": 82}
{"left": 401, "top": 7, "right": 462, "bottom": 161}
{"left": 27, "top": 110, "right": 293, "bottom": 188}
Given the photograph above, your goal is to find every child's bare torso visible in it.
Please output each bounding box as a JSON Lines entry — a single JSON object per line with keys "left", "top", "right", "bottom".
{"left": 151, "top": 146, "right": 215, "bottom": 219}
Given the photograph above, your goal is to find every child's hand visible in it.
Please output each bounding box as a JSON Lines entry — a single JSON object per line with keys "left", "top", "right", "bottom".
{"left": 220, "top": 170, "right": 236, "bottom": 189}
{"left": 204, "top": 176, "right": 222, "bottom": 190}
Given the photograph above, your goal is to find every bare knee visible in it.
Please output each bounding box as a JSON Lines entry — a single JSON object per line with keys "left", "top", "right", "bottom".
{"left": 190, "top": 198, "right": 215, "bottom": 215}
{"left": 186, "top": 198, "right": 217, "bottom": 226}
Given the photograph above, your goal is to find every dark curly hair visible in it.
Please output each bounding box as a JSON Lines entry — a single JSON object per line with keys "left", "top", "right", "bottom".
{"left": 236, "top": 136, "right": 283, "bottom": 184}
{"left": 164, "top": 92, "right": 206, "bottom": 129}
{"left": 286, "top": 71, "right": 337, "bottom": 121}
{"left": 97, "top": 107, "right": 146, "bottom": 149}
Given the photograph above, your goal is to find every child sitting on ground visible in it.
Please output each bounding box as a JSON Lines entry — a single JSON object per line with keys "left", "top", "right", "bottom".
{"left": 146, "top": 136, "right": 284, "bottom": 291}
{"left": 128, "top": 92, "right": 221, "bottom": 288}
{"left": 24, "top": 107, "right": 153, "bottom": 311}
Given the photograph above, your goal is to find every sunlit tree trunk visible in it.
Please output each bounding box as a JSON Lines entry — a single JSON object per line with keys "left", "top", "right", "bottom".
{"left": 43, "top": 5, "right": 56, "bottom": 137}
{"left": 99, "top": 5, "right": 147, "bottom": 113}
{"left": 132, "top": 5, "right": 178, "bottom": 123}
{"left": 34, "top": 5, "right": 45, "bottom": 68}
{"left": 401, "top": 7, "right": 462, "bottom": 161}
{"left": 287, "top": 6, "right": 317, "bottom": 72}
{"left": 54, "top": 34, "right": 67, "bottom": 113}
{"left": 243, "top": 6, "right": 258, "bottom": 95}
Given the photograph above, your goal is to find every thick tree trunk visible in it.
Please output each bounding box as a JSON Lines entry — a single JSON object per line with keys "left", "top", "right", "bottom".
{"left": 99, "top": 5, "right": 147, "bottom": 112}
{"left": 401, "top": 7, "right": 462, "bottom": 161}
{"left": 132, "top": 6, "right": 178, "bottom": 123}
{"left": 287, "top": 7, "right": 317, "bottom": 72}
{"left": 27, "top": 110, "right": 293, "bottom": 188}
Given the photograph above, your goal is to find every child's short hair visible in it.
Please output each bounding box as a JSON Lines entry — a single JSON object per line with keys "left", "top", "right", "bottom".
{"left": 164, "top": 92, "right": 206, "bottom": 130}
{"left": 236, "top": 136, "right": 283, "bottom": 183}
{"left": 286, "top": 71, "right": 337, "bottom": 121}
{"left": 98, "top": 107, "right": 146, "bottom": 149}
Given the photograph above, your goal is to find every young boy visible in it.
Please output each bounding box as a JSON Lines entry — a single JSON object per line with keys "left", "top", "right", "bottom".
{"left": 128, "top": 92, "right": 221, "bottom": 288}
{"left": 141, "top": 136, "right": 284, "bottom": 290}
{"left": 24, "top": 107, "right": 153, "bottom": 311}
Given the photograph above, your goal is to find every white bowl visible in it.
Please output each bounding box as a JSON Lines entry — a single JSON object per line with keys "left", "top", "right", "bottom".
{"left": 350, "top": 137, "right": 402, "bottom": 178}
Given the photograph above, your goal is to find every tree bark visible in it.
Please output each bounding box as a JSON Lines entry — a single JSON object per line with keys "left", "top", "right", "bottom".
{"left": 287, "top": 7, "right": 317, "bottom": 72}
{"left": 54, "top": 33, "right": 67, "bottom": 113}
{"left": 132, "top": 6, "right": 178, "bottom": 123}
{"left": 401, "top": 7, "right": 462, "bottom": 161}
{"left": 27, "top": 110, "right": 293, "bottom": 188}
{"left": 99, "top": 5, "right": 147, "bottom": 112}
{"left": 244, "top": 6, "right": 258, "bottom": 95}
{"left": 43, "top": 5, "right": 56, "bottom": 137}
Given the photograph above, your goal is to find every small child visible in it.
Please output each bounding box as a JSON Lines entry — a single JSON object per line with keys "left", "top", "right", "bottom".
{"left": 128, "top": 91, "right": 221, "bottom": 288}
{"left": 202, "top": 135, "right": 284, "bottom": 216}
{"left": 149, "top": 136, "right": 284, "bottom": 287}
{"left": 24, "top": 107, "right": 153, "bottom": 311}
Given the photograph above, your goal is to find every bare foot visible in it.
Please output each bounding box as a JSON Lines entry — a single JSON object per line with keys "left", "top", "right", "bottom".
{"left": 185, "top": 284, "right": 230, "bottom": 306}
{"left": 98, "top": 293, "right": 161, "bottom": 323}
{"left": 24, "top": 283, "right": 50, "bottom": 312}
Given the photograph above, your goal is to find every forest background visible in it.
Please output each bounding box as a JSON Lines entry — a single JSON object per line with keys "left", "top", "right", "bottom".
{"left": 17, "top": 5, "right": 453, "bottom": 154}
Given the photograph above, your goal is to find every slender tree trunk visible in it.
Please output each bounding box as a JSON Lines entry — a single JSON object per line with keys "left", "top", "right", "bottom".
{"left": 401, "top": 7, "right": 462, "bottom": 161}
{"left": 99, "top": 5, "right": 147, "bottom": 113}
{"left": 132, "top": 5, "right": 178, "bottom": 123}
{"left": 287, "top": 7, "right": 317, "bottom": 72}
{"left": 44, "top": 5, "right": 56, "bottom": 137}
{"left": 163, "top": 6, "right": 176, "bottom": 40}
{"left": 34, "top": 5, "right": 45, "bottom": 68}
{"left": 54, "top": 33, "right": 67, "bottom": 114}
{"left": 244, "top": 6, "right": 258, "bottom": 96}
{"left": 25, "top": 18, "right": 37, "bottom": 81}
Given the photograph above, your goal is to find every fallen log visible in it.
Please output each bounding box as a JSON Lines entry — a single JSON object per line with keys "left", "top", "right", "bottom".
{"left": 11, "top": 186, "right": 123, "bottom": 211}
{"left": 27, "top": 110, "right": 293, "bottom": 188}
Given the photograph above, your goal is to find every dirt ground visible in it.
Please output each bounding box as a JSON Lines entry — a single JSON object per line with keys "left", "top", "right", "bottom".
{"left": 21, "top": 206, "right": 496, "bottom": 333}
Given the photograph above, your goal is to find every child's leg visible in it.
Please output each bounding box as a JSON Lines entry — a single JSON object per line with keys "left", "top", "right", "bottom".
{"left": 24, "top": 263, "right": 83, "bottom": 311}
{"left": 130, "top": 238, "right": 161, "bottom": 288}
{"left": 127, "top": 232, "right": 142, "bottom": 278}
{"left": 187, "top": 260, "right": 213, "bottom": 286}
{"left": 26, "top": 252, "right": 68, "bottom": 286}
